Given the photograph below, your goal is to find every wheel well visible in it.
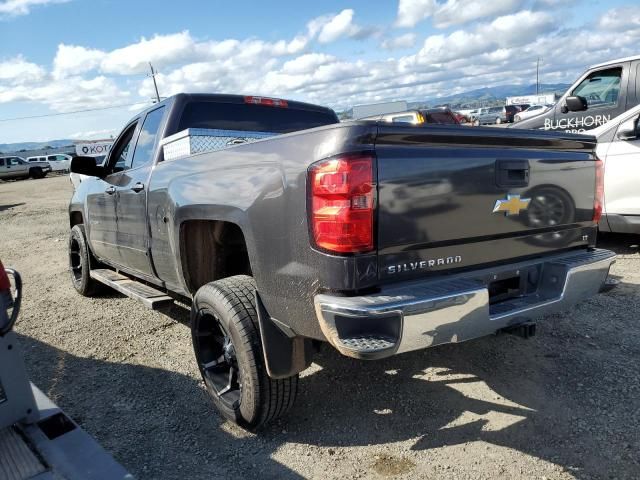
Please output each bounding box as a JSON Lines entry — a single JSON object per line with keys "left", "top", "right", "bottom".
{"left": 70, "top": 211, "right": 83, "bottom": 227}
{"left": 180, "top": 220, "right": 251, "bottom": 293}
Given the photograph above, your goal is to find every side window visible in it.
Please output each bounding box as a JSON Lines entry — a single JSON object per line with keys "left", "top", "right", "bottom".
{"left": 572, "top": 67, "right": 622, "bottom": 109}
{"left": 130, "top": 106, "right": 165, "bottom": 170}
{"left": 107, "top": 122, "right": 138, "bottom": 174}
{"left": 0, "top": 159, "right": 4, "bottom": 166}
{"left": 47, "top": 156, "right": 57, "bottom": 161}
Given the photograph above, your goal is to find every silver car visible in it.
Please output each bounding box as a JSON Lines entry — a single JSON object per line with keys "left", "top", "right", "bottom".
{"left": 0, "top": 156, "right": 51, "bottom": 180}
{"left": 473, "top": 106, "right": 505, "bottom": 125}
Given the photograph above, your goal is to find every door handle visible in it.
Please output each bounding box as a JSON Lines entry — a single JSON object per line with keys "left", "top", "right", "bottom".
{"left": 105, "top": 186, "right": 116, "bottom": 195}
{"left": 131, "top": 182, "right": 145, "bottom": 193}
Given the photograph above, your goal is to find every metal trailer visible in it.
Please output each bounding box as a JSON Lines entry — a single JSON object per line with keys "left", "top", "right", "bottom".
{"left": 0, "top": 265, "right": 132, "bottom": 480}
{"left": 351, "top": 100, "right": 408, "bottom": 119}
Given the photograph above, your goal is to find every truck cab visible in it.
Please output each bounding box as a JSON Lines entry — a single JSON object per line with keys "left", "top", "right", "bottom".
{"left": 515, "top": 55, "right": 640, "bottom": 132}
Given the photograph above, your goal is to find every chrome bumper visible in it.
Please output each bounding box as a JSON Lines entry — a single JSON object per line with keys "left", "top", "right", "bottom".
{"left": 314, "top": 249, "right": 615, "bottom": 360}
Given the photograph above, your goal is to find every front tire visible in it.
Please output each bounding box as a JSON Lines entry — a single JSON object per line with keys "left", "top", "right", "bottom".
{"left": 68, "top": 225, "right": 101, "bottom": 296}
{"left": 191, "top": 275, "right": 298, "bottom": 430}
{"left": 495, "top": 117, "right": 502, "bottom": 124}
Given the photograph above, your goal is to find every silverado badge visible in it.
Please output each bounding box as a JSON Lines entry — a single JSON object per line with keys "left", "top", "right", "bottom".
{"left": 493, "top": 194, "right": 531, "bottom": 216}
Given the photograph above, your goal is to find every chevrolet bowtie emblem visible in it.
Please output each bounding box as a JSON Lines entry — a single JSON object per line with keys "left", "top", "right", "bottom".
{"left": 493, "top": 194, "right": 531, "bottom": 216}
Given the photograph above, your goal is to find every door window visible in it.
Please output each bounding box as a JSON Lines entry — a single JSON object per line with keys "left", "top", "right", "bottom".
{"left": 106, "top": 122, "right": 138, "bottom": 174}
{"left": 8, "top": 158, "right": 22, "bottom": 166}
{"left": 0, "top": 159, "right": 4, "bottom": 166}
{"left": 572, "top": 67, "right": 622, "bottom": 109}
{"left": 130, "top": 106, "right": 165, "bottom": 170}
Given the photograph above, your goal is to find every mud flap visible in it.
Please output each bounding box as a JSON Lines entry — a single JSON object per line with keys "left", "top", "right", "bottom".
{"left": 255, "top": 292, "right": 313, "bottom": 379}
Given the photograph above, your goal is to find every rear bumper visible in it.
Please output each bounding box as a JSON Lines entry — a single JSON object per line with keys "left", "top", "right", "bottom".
{"left": 314, "top": 248, "right": 615, "bottom": 360}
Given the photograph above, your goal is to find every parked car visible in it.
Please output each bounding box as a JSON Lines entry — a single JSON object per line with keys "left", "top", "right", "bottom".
{"left": 453, "top": 111, "right": 472, "bottom": 124}
{"left": 362, "top": 107, "right": 460, "bottom": 125}
{"left": 27, "top": 153, "right": 72, "bottom": 172}
{"left": 0, "top": 156, "right": 51, "bottom": 180}
{"left": 472, "top": 106, "right": 505, "bottom": 125}
{"left": 591, "top": 103, "right": 640, "bottom": 234}
{"left": 514, "top": 54, "right": 640, "bottom": 132}
{"left": 504, "top": 104, "right": 530, "bottom": 123}
{"left": 68, "top": 92, "right": 613, "bottom": 431}
{"left": 513, "top": 104, "right": 553, "bottom": 123}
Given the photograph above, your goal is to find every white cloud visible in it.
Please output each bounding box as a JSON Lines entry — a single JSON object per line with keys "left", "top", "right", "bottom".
{"left": 0, "top": 0, "right": 68, "bottom": 18}
{"left": 0, "top": 56, "right": 45, "bottom": 84}
{"left": 598, "top": 7, "right": 640, "bottom": 31}
{"left": 0, "top": 75, "right": 129, "bottom": 111}
{"left": 317, "top": 9, "right": 357, "bottom": 43}
{"left": 395, "top": 0, "right": 525, "bottom": 28}
{"left": 68, "top": 128, "right": 118, "bottom": 140}
{"left": 381, "top": 33, "right": 417, "bottom": 50}
{"left": 282, "top": 53, "right": 337, "bottom": 75}
{"left": 307, "top": 9, "right": 373, "bottom": 44}
{"left": 405, "top": 10, "right": 556, "bottom": 65}
{"left": 395, "top": 0, "right": 435, "bottom": 28}
{"left": 100, "top": 31, "right": 196, "bottom": 74}
{"left": 53, "top": 44, "right": 106, "bottom": 79}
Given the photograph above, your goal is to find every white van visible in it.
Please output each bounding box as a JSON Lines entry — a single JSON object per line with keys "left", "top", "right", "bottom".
{"left": 26, "top": 154, "right": 71, "bottom": 172}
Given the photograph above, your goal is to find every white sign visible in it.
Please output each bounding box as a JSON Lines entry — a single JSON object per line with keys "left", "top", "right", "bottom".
{"left": 506, "top": 94, "right": 556, "bottom": 106}
{"left": 75, "top": 141, "right": 113, "bottom": 157}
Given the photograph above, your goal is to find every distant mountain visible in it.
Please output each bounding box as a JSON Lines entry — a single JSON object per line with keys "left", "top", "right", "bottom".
{"left": 0, "top": 139, "right": 74, "bottom": 153}
{"left": 338, "top": 83, "right": 572, "bottom": 118}
{"left": 410, "top": 83, "right": 571, "bottom": 109}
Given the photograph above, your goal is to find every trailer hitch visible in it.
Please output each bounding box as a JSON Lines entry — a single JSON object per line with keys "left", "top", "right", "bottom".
{"left": 500, "top": 321, "right": 536, "bottom": 339}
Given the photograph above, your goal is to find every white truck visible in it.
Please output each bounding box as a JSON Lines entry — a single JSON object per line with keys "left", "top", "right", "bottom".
{"left": 592, "top": 103, "right": 640, "bottom": 234}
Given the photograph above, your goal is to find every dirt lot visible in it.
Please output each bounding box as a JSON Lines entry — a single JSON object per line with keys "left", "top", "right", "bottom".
{"left": 1, "top": 175, "right": 639, "bottom": 479}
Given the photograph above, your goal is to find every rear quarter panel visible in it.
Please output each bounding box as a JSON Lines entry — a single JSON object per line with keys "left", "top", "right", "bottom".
{"left": 148, "top": 123, "right": 377, "bottom": 339}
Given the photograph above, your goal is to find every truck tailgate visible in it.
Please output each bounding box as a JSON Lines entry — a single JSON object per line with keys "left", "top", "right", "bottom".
{"left": 374, "top": 125, "right": 598, "bottom": 281}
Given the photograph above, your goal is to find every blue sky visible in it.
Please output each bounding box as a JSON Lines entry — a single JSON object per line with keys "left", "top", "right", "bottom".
{"left": 1, "top": 0, "right": 638, "bottom": 143}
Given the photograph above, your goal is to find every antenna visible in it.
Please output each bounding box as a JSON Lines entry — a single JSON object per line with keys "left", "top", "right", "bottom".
{"left": 149, "top": 62, "right": 161, "bottom": 103}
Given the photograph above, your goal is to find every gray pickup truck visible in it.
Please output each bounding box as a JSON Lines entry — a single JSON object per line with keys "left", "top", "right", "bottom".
{"left": 0, "top": 156, "right": 51, "bottom": 180}
{"left": 68, "top": 93, "right": 615, "bottom": 430}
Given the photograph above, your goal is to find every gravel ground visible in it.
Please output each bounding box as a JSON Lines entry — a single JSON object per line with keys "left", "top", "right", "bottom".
{"left": 1, "top": 175, "right": 639, "bottom": 480}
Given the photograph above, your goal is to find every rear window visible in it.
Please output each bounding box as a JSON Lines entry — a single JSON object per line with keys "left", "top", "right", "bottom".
{"left": 178, "top": 101, "right": 338, "bottom": 133}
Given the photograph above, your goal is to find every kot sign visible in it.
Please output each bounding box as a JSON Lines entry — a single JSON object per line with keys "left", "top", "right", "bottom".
{"left": 75, "top": 141, "right": 113, "bottom": 157}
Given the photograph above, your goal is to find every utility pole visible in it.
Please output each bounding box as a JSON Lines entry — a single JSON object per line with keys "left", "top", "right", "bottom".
{"left": 149, "top": 62, "right": 161, "bottom": 103}
{"left": 536, "top": 57, "right": 541, "bottom": 95}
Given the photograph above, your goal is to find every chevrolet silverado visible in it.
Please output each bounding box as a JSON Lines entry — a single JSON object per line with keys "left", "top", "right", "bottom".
{"left": 68, "top": 93, "right": 615, "bottom": 430}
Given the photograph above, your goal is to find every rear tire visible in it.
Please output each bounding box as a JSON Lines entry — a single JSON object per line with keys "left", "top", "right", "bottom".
{"left": 68, "top": 225, "right": 102, "bottom": 296}
{"left": 29, "top": 167, "right": 44, "bottom": 179}
{"left": 191, "top": 275, "right": 298, "bottom": 430}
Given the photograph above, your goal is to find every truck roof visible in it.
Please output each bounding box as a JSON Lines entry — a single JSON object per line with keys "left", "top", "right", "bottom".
{"left": 590, "top": 54, "right": 640, "bottom": 69}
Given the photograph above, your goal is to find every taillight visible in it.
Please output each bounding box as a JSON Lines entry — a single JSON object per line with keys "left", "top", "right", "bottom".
{"left": 244, "top": 96, "right": 288, "bottom": 108}
{"left": 593, "top": 157, "right": 604, "bottom": 223}
{"left": 309, "top": 154, "right": 375, "bottom": 254}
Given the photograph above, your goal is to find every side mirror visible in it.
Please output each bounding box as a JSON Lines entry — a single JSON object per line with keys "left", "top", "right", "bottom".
{"left": 70, "top": 156, "right": 105, "bottom": 177}
{"left": 616, "top": 117, "right": 639, "bottom": 141}
{"left": 565, "top": 95, "right": 588, "bottom": 112}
